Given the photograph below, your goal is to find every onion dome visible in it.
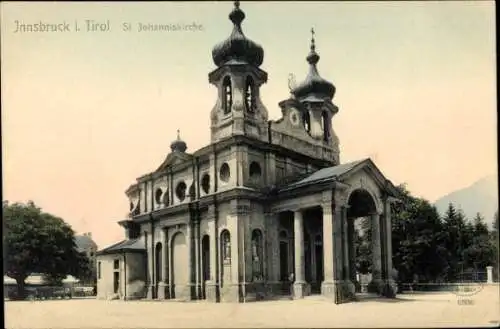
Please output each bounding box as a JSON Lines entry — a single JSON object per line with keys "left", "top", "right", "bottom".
{"left": 212, "top": 1, "right": 264, "bottom": 67}
{"left": 170, "top": 130, "right": 187, "bottom": 153}
{"left": 291, "top": 28, "right": 335, "bottom": 101}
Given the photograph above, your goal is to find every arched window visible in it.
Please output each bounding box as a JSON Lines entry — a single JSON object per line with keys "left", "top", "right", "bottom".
{"left": 303, "top": 110, "right": 311, "bottom": 133}
{"left": 322, "top": 111, "right": 329, "bottom": 141}
{"left": 223, "top": 76, "right": 232, "bottom": 115}
{"left": 251, "top": 229, "right": 264, "bottom": 281}
{"left": 155, "top": 242, "right": 162, "bottom": 283}
{"left": 221, "top": 230, "right": 231, "bottom": 264}
{"left": 245, "top": 76, "right": 255, "bottom": 113}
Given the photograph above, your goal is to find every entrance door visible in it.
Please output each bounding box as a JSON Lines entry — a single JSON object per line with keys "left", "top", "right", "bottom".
{"left": 201, "top": 235, "right": 210, "bottom": 299}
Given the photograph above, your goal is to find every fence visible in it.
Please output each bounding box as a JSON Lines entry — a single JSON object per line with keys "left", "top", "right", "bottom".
{"left": 5, "top": 283, "right": 96, "bottom": 300}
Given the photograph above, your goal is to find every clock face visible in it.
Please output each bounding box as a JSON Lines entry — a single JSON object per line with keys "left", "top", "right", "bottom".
{"left": 289, "top": 108, "right": 300, "bottom": 127}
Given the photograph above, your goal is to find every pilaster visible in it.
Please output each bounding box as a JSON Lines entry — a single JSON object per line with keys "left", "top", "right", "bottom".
{"left": 185, "top": 221, "right": 196, "bottom": 300}
{"left": 194, "top": 218, "right": 202, "bottom": 299}
{"left": 146, "top": 231, "right": 154, "bottom": 299}
{"left": 206, "top": 205, "right": 220, "bottom": 302}
{"left": 157, "top": 228, "right": 170, "bottom": 299}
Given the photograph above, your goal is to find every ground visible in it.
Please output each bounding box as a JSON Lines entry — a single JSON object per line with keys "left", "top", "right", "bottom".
{"left": 5, "top": 286, "right": 499, "bottom": 328}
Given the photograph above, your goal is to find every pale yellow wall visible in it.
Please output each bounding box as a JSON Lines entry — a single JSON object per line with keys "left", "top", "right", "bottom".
{"left": 96, "top": 252, "right": 146, "bottom": 300}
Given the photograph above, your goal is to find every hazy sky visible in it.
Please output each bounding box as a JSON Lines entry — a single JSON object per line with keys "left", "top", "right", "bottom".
{"left": 2, "top": 1, "right": 497, "bottom": 248}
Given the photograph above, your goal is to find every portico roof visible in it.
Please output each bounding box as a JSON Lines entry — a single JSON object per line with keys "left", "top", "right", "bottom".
{"left": 96, "top": 238, "right": 145, "bottom": 256}
{"left": 278, "top": 158, "right": 401, "bottom": 198}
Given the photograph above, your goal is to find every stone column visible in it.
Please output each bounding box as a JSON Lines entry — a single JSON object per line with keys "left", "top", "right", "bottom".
{"left": 157, "top": 227, "right": 169, "bottom": 299}
{"left": 383, "top": 198, "right": 397, "bottom": 297}
{"left": 342, "top": 207, "right": 350, "bottom": 281}
{"left": 368, "top": 213, "right": 383, "bottom": 294}
{"left": 206, "top": 208, "right": 219, "bottom": 302}
{"left": 347, "top": 219, "right": 356, "bottom": 276}
{"left": 186, "top": 222, "right": 195, "bottom": 300}
{"left": 321, "top": 201, "right": 336, "bottom": 299}
{"left": 293, "top": 210, "right": 307, "bottom": 299}
{"left": 486, "top": 266, "right": 493, "bottom": 283}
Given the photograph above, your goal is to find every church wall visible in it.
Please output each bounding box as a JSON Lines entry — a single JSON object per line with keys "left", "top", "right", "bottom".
{"left": 96, "top": 254, "right": 125, "bottom": 300}
{"left": 152, "top": 175, "right": 169, "bottom": 211}
{"left": 171, "top": 167, "right": 194, "bottom": 206}
{"left": 139, "top": 183, "right": 146, "bottom": 214}
{"left": 344, "top": 168, "right": 383, "bottom": 214}
{"left": 124, "top": 252, "right": 147, "bottom": 299}
{"left": 244, "top": 147, "right": 266, "bottom": 188}
{"left": 198, "top": 161, "right": 212, "bottom": 197}
{"left": 214, "top": 148, "right": 237, "bottom": 191}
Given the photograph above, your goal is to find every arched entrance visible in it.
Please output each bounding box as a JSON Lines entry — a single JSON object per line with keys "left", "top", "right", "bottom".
{"left": 155, "top": 242, "right": 162, "bottom": 299}
{"left": 201, "top": 235, "right": 210, "bottom": 299}
{"left": 171, "top": 232, "right": 188, "bottom": 299}
{"left": 347, "top": 188, "right": 379, "bottom": 296}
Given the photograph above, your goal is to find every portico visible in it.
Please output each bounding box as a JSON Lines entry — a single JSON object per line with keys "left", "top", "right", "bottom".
{"left": 270, "top": 158, "right": 400, "bottom": 303}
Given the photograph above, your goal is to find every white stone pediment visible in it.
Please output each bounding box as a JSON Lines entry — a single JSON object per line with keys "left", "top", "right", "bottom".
{"left": 156, "top": 152, "right": 193, "bottom": 172}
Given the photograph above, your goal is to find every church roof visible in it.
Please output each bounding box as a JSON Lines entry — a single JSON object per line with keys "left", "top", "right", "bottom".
{"left": 278, "top": 158, "right": 401, "bottom": 198}
{"left": 212, "top": 1, "right": 264, "bottom": 68}
{"left": 282, "top": 159, "right": 366, "bottom": 191}
{"left": 96, "top": 238, "right": 145, "bottom": 256}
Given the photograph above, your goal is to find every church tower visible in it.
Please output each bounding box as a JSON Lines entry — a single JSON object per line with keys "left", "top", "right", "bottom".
{"left": 290, "top": 29, "right": 340, "bottom": 163}
{"left": 209, "top": 1, "right": 269, "bottom": 143}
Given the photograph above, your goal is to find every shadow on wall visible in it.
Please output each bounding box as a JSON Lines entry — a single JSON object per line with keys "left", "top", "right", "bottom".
{"left": 128, "top": 280, "right": 147, "bottom": 299}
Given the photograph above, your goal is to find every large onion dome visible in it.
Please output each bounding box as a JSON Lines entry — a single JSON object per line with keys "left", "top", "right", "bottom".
{"left": 212, "top": 1, "right": 264, "bottom": 67}
{"left": 170, "top": 130, "right": 187, "bottom": 153}
{"left": 291, "top": 29, "right": 335, "bottom": 101}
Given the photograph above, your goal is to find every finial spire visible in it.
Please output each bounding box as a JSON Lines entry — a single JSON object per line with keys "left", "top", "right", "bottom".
{"left": 229, "top": 0, "right": 245, "bottom": 27}
{"left": 310, "top": 27, "right": 316, "bottom": 51}
{"left": 306, "top": 27, "right": 320, "bottom": 65}
{"left": 176, "top": 129, "right": 180, "bottom": 140}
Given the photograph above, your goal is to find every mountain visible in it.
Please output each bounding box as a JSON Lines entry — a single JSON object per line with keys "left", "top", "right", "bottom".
{"left": 434, "top": 174, "right": 498, "bottom": 227}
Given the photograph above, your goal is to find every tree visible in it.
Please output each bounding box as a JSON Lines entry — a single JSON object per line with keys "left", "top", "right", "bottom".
{"left": 3, "top": 201, "right": 90, "bottom": 299}
{"left": 391, "top": 184, "right": 448, "bottom": 286}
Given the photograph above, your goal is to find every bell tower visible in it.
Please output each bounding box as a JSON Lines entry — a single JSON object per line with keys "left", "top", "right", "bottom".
{"left": 290, "top": 29, "right": 340, "bottom": 163}
{"left": 208, "top": 1, "right": 269, "bottom": 143}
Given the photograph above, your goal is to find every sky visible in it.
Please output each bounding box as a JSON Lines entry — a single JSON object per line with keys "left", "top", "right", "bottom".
{"left": 1, "top": 1, "right": 497, "bottom": 248}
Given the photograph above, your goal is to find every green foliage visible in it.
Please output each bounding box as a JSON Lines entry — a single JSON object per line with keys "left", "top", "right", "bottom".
{"left": 391, "top": 186, "right": 448, "bottom": 284}
{"left": 354, "top": 220, "right": 371, "bottom": 274}
{"left": 3, "top": 200, "right": 91, "bottom": 299}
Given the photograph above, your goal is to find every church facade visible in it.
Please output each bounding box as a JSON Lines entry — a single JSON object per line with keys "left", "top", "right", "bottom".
{"left": 96, "top": 1, "right": 401, "bottom": 304}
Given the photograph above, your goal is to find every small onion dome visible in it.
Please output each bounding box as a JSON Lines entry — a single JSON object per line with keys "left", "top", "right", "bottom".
{"left": 212, "top": 1, "right": 264, "bottom": 67}
{"left": 170, "top": 130, "right": 187, "bottom": 153}
{"left": 292, "top": 28, "right": 335, "bottom": 101}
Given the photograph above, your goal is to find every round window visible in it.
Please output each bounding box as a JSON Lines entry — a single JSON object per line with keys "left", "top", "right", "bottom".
{"left": 175, "top": 182, "right": 187, "bottom": 201}
{"left": 201, "top": 173, "right": 210, "bottom": 194}
{"left": 219, "top": 163, "right": 230, "bottom": 183}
